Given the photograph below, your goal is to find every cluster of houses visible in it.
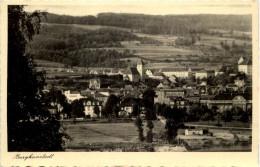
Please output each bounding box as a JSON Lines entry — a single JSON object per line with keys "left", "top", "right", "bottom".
{"left": 46, "top": 57, "right": 252, "bottom": 119}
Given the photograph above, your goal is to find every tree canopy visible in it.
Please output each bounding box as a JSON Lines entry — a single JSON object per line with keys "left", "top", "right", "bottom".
{"left": 8, "top": 5, "right": 66, "bottom": 151}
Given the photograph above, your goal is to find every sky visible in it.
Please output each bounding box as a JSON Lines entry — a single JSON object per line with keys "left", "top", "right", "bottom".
{"left": 24, "top": 2, "right": 253, "bottom": 16}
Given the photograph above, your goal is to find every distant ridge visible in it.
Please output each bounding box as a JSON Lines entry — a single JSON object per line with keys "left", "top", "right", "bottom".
{"left": 41, "top": 12, "right": 252, "bottom": 35}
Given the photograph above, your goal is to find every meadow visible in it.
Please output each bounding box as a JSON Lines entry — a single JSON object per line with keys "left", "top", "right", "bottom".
{"left": 64, "top": 121, "right": 165, "bottom": 150}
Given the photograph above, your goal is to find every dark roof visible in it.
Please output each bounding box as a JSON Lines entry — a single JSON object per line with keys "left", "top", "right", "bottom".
{"left": 191, "top": 68, "right": 205, "bottom": 72}
{"left": 161, "top": 68, "right": 188, "bottom": 72}
{"left": 239, "top": 57, "right": 252, "bottom": 65}
{"left": 124, "top": 67, "right": 140, "bottom": 75}
{"left": 120, "top": 98, "right": 139, "bottom": 107}
{"left": 137, "top": 58, "right": 144, "bottom": 65}
{"left": 200, "top": 95, "right": 215, "bottom": 100}
{"left": 211, "top": 93, "right": 252, "bottom": 100}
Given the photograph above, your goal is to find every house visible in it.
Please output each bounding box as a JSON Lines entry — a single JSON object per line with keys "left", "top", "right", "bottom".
{"left": 64, "top": 90, "right": 83, "bottom": 103}
{"left": 215, "top": 67, "right": 225, "bottom": 76}
{"left": 195, "top": 71, "right": 207, "bottom": 79}
{"left": 238, "top": 57, "right": 246, "bottom": 65}
{"left": 145, "top": 69, "right": 153, "bottom": 77}
{"left": 82, "top": 98, "right": 102, "bottom": 118}
{"left": 195, "top": 70, "right": 215, "bottom": 79}
{"left": 89, "top": 69, "right": 100, "bottom": 75}
{"left": 157, "top": 88, "right": 186, "bottom": 105}
{"left": 238, "top": 56, "right": 252, "bottom": 75}
{"left": 66, "top": 69, "right": 74, "bottom": 73}
{"left": 174, "top": 97, "right": 190, "bottom": 109}
{"left": 183, "top": 82, "right": 197, "bottom": 90}
{"left": 123, "top": 67, "right": 141, "bottom": 82}
{"left": 161, "top": 68, "right": 189, "bottom": 78}
{"left": 119, "top": 98, "right": 139, "bottom": 115}
{"left": 94, "top": 93, "right": 109, "bottom": 106}
{"left": 168, "top": 75, "right": 177, "bottom": 83}
{"left": 89, "top": 78, "right": 101, "bottom": 89}
{"left": 47, "top": 105, "right": 58, "bottom": 115}
{"left": 123, "top": 58, "right": 145, "bottom": 82}
{"left": 207, "top": 93, "right": 252, "bottom": 113}
{"left": 151, "top": 72, "right": 164, "bottom": 80}
{"left": 185, "top": 129, "right": 205, "bottom": 136}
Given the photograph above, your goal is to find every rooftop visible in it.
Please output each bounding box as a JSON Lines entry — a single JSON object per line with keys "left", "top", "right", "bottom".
{"left": 124, "top": 67, "right": 140, "bottom": 75}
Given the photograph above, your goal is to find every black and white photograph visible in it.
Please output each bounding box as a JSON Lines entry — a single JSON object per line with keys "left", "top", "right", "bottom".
{"left": 1, "top": 1, "right": 259, "bottom": 166}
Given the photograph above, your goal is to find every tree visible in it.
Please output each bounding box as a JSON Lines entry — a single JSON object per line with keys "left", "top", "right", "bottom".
{"left": 93, "top": 105, "right": 100, "bottom": 118}
{"left": 221, "top": 110, "right": 233, "bottom": 127}
{"left": 103, "top": 94, "right": 119, "bottom": 117}
{"left": 146, "top": 120, "right": 154, "bottom": 143}
{"left": 201, "top": 106, "right": 215, "bottom": 124}
{"left": 71, "top": 100, "right": 85, "bottom": 119}
{"left": 135, "top": 116, "right": 145, "bottom": 142}
{"left": 239, "top": 111, "right": 249, "bottom": 124}
{"left": 143, "top": 88, "right": 156, "bottom": 120}
{"left": 162, "top": 105, "right": 183, "bottom": 144}
{"left": 8, "top": 6, "right": 66, "bottom": 151}
{"left": 112, "top": 105, "right": 120, "bottom": 117}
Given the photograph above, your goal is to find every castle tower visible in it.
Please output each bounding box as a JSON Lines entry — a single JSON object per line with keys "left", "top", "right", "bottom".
{"left": 137, "top": 58, "right": 145, "bottom": 81}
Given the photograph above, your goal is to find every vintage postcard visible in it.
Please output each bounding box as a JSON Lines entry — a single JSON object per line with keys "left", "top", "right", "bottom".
{"left": 0, "top": 0, "right": 259, "bottom": 166}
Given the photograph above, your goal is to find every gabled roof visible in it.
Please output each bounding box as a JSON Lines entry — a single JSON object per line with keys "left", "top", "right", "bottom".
{"left": 95, "top": 93, "right": 108, "bottom": 98}
{"left": 239, "top": 57, "right": 252, "bottom": 65}
{"left": 124, "top": 67, "right": 140, "bottom": 75}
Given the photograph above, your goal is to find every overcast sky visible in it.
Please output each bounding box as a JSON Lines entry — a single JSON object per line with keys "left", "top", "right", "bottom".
{"left": 24, "top": 2, "right": 252, "bottom": 16}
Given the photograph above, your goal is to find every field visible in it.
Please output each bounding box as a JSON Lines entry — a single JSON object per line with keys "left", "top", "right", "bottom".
{"left": 64, "top": 121, "right": 165, "bottom": 150}
{"left": 63, "top": 120, "right": 251, "bottom": 152}
{"left": 199, "top": 34, "right": 252, "bottom": 47}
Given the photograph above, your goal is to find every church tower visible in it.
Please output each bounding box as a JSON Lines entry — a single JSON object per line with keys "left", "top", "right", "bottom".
{"left": 137, "top": 58, "right": 145, "bottom": 81}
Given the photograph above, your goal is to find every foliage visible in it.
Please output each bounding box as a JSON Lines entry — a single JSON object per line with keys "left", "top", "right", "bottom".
{"left": 135, "top": 116, "right": 145, "bottom": 142}
{"left": 94, "top": 105, "right": 100, "bottom": 117}
{"left": 43, "top": 13, "right": 252, "bottom": 35}
{"left": 143, "top": 88, "right": 156, "bottom": 120}
{"left": 146, "top": 120, "right": 154, "bottom": 143}
{"left": 161, "top": 105, "right": 184, "bottom": 144}
{"left": 112, "top": 105, "right": 120, "bottom": 117}
{"left": 103, "top": 95, "right": 119, "bottom": 117}
{"left": 71, "top": 100, "right": 85, "bottom": 118}
{"left": 221, "top": 110, "right": 233, "bottom": 125}
{"left": 8, "top": 5, "right": 66, "bottom": 151}
{"left": 27, "top": 22, "right": 160, "bottom": 68}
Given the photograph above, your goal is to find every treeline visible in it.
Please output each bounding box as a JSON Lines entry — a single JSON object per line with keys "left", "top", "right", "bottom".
{"left": 30, "top": 48, "right": 132, "bottom": 68}
{"left": 29, "top": 24, "right": 141, "bottom": 50}
{"left": 42, "top": 13, "right": 252, "bottom": 35}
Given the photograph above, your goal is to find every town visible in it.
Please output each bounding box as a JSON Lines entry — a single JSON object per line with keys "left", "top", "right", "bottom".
{"left": 8, "top": 6, "right": 253, "bottom": 153}
{"left": 44, "top": 56, "right": 252, "bottom": 122}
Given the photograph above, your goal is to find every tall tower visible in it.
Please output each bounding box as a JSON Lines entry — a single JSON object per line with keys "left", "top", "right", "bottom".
{"left": 137, "top": 58, "right": 145, "bottom": 81}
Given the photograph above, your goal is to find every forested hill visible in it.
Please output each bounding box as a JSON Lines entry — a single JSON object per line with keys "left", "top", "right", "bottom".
{"left": 42, "top": 13, "right": 252, "bottom": 35}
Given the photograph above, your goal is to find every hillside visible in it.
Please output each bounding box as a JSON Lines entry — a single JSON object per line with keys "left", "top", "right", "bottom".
{"left": 42, "top": 13, "right": 252, "bottom": 35}
{"left": 27, "top": 23, "right": 160, "bottom": 68}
